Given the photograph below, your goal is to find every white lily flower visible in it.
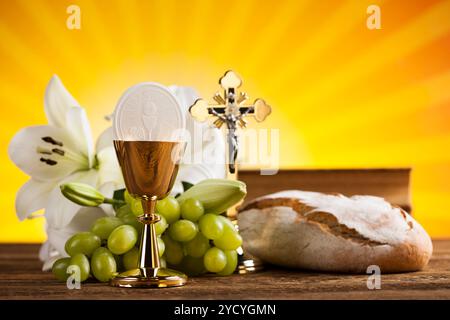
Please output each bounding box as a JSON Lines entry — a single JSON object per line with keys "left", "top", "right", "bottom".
{"left": 10, "top": 79, "right": 225, "bottom": 271}
{"left": 8, "top": 75, "right": 124, "bottom": 269}
{"left": 168, "top": 85, "right": 226, "bottom": 195}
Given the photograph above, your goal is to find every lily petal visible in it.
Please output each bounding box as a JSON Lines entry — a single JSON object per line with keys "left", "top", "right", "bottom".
{"left": 169, "top": 85, "right": 199, "bottom": 113}
{"left": 96, "top": 146, "right": 124, "bottom": 187}
{"left": 172, "top": 162, "right": 226, "bottom": 196}
{"left": 8, "top": 125, "right": 84, "bottom": 181}
{"left": 39, "top": 241, "right": 63, "bottom": 271}
{"left": 42, "top": 254, "right": 62, "bottom": 272}
{"left": 39, "top": 240, "right": 51, "bottom": 262}
{"left": 67, "top": 206, "right": 107, "bottom": 233}
{"left": 47, "top": 206, "right": 106, "bottom": 258}
{"left": 15, "top": 179, "right": 55, "bottom": 220}
{"left": 96, "top": 126, "right": 114, "bottom": 153}
{"left": 46, "top": 229, "right": 71, "bottom": 262}
{"left": 168, "top": 85, "right": 226, "bottom": 183}
{"left": 44, "top": 75, "right": 80, "bottom": 128}
{"left": 66, "top": 107, "right": 94, "bottom": 168}
{"left": 45, "top": 169, "right": 99, "bottom": 229}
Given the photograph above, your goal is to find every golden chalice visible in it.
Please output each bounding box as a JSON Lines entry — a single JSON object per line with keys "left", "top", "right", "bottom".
{"left": 110, "top": 83, "right": 187, "bottom": 288}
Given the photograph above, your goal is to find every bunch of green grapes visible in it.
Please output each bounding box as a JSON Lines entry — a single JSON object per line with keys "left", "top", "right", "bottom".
{"left": 52, "top": 191, "right": 242, "bottom": 283}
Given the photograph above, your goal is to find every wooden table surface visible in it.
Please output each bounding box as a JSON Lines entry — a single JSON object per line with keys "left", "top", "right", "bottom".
{"left": 1, "top": 241, "right": 449, "bottom": 300}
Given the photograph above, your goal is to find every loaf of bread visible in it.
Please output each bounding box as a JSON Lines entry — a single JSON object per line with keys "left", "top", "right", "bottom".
{"left": 238, "top": 191, "right": 432, "bottom": 273}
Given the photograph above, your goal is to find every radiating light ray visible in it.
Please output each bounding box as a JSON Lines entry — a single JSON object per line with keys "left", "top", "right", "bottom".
{"left": 413, "top": 164, "right": 450, "bottom": 191}
{"left": 0, "top": 22, "right": 51, "bottom": 81}
{"left": 0, "top": 80, "right": 42, "bottom": 112}
{"left": 15, "top": 0, "right": 87, "bottom": 81}
{"left": 75, "top": 0, "right": 118, "bottom": 70}
{"left": 151, "top": 0, "right": 176, "bottom": 54}
{"left": 213, "top": 0, "right": 256, "bottom": 60}
{"left": 306, "top": 70, "right": 450, "bottom": 139}
{"left": 273, "top": 0, "right": 450, "bottom": 113}
{"left": 184, "top": 0, "right": 214, "bottom": 57}
{"left": 115, "top": 0, "right": 142, "bottom": 60}
{"left": 312, "top": 134, "right": 450, "bottom": 167}
{"left": 242, "top": 0, "right": 311, "bottom": 72}
{"left": 414, "top": 191, "right": 450, "bottom": 238}
{"left": 268, "top": 0, "right": 382, "bottom": 88}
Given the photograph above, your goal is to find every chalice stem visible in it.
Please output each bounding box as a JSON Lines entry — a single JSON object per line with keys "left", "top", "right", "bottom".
{"left": 138, "top": 197, "right": 160, "bottom": 271}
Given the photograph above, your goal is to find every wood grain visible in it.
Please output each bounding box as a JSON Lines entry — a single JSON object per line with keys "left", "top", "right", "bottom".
{"left": 0, "top": 241, "right": 449, "bottom": 300}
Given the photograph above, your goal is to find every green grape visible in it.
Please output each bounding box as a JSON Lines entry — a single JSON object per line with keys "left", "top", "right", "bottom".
{"left": 90, "top": 216, "right": 124, "bottom": 240}
{"left": 156, "top": 196, "right": 180, "bottom": 224}
{"left": 115, "top": 204, "right": 132, "bottom": 218}
{"left": 123, "top": 247, "right": 139, "bottom": 270}
{"left": 65, "top": 232, "right": 101, "bottom": 257}
{"left": 217, "top": 215, "right": 236, "bottom": 229}
{"left": 107, "top": 225, "right": 138, "bottom": 255}
{"left": 214, "top": 215, "right": 242, "bottom": 249}
{"left": 130, "top": 198, "right": 144, "bottom": 216}
{"left": 203, "top": 247, "right": 227, "bottom": 273}
{"left": 69, "top": 253, "right": 90, "bottom": 282}
{"left": 91, "top": 247, "right": 117, "bottom": 282}
{"left": 168, "top": 219, "right": 198, "bottom": 242}
{"left": 123, "top": 218, "right": 143, "bottom": 245}
{"left": 217, "top": 250, "right": 238, "bottom": 276}
{"left": 198, "top": 214, "right": 224, "bottom": 240}
{"left": 180, "top": 198, "right": 204, "bottom": 222}
{"left": 213, "top": 222, "right": 242, "bottom": 251}
{"left": 120, "top": 212, "right": 143, "bottom": 233}
{"left": 157, "top": 237, "right": 165, "bottom": 257}
{"left": 180, "top": 256, "right": 207, "bottom": 276}
{"left": 124, "top": 190, "right": 134, "bottom": 204}
{"left": 52, "top": 257, "right": 71, "bottom": 281}
{"left": 184, "top": 233, "right": 210, "bottom": 258}
{"left": 160, "top": 257, "right": 167, "bottom": 268}
{"left": 162, "top": 235, "right": 184, "bottom": 265}
{"left": 155, "top": 215, "right": 168, "bottom": 236}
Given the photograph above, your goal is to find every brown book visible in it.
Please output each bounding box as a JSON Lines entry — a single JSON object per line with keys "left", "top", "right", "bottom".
{"left": 238, "top": 168, "right": 412, "bottom": 213}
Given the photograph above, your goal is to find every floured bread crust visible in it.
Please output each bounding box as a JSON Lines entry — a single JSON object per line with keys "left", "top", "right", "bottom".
{"left": 238, "top": 191, "right": 433, "bottom": 273}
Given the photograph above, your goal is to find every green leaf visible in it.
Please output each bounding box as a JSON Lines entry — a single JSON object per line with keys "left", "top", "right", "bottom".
{"left": 182, "top": 181, "right": 194, "bottom": 192}
{"left": 113, "top": 188, "right": 126, "bottom": 211}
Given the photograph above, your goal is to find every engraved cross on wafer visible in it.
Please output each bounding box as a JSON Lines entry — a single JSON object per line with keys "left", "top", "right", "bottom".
{"left": 189, "top": 70, "right": 271, "bottom": 174}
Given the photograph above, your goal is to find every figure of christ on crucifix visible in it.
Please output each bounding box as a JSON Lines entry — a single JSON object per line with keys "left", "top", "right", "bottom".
{"left": 189, "top": 70, "right": 271, "bottom": 174}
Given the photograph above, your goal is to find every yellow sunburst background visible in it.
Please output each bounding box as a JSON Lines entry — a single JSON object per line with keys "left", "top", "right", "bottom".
{"left": 1, "top": 0, "right": 449, "bottom": 242}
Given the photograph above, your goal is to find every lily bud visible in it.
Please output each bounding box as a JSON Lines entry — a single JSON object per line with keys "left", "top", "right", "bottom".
{"left": 176, "top": 179, "right": 247, "bottom": 214}
{"left": 60, "top": 182, "right": 105, "bottom": 207}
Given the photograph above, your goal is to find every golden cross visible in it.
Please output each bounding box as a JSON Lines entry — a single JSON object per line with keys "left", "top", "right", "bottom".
{"left": 189, "top": 70, "right": 271, "bottom": 173}
{"left": 189, "top": 70, "right": 271, "bottom": 128}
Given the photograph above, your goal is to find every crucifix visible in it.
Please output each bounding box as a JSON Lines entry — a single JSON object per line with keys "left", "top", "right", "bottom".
{"left": 189, "top": 71, "right": 271, "bottom": 273}
{"left": 189, "top": 70, "right": 271, "bottom": 175}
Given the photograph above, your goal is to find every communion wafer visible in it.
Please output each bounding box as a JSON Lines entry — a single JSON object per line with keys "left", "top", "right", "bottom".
{"left": 113, "top": 82, "right": 185, "bottom": 141}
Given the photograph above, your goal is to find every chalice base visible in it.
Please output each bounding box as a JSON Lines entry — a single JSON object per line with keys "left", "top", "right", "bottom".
{"left": 237, "top": 249, "right": 265, "bottom": 274}
{"left": 110, "top": 267, "right": 187, "bottom": 288}
{"left": 229, "top": 212, "right": 265, "bottom": 274}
